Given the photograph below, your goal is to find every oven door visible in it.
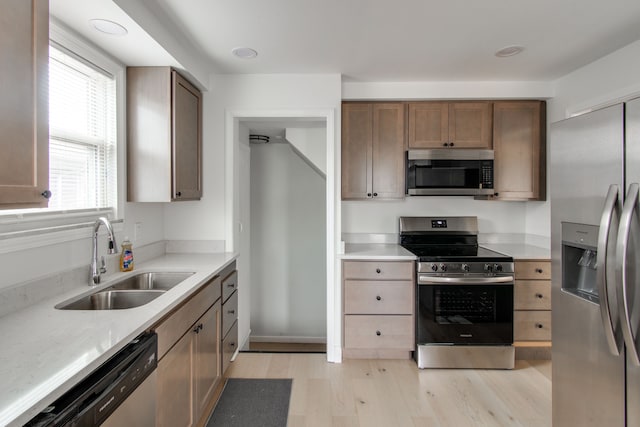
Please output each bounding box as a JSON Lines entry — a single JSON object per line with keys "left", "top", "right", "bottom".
{"left": 416, "top": 276, "right": 514, "bottom": 345}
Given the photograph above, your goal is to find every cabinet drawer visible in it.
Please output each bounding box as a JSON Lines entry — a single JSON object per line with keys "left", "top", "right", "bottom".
{"left": 514, "top": 311, "right": 551, "bottom": 341}
{"left": 344, "top": 280, "right": 413, "bottom": 314}
{"left": 222, "top": 290, "right": 238, "bottom": 338}
{"left": 222, "top": 270, "right": 238, "bottom": 303}
{"left": 155, "top": 276, "right": 221, "bottom": 359}
{"left": 515, "top": 280, "right": 551, "bottom": 310}
{"left": 343, "top": 261, "right": 414, "bottom": 281}
{"left": 515, "top": 261, "right": 551, "bottom": 280}
{"left": 344, "top": 315, "right": 413, "bottom": 350}
{"left": 222, "top": 320, "right": 238, "bottom": 375}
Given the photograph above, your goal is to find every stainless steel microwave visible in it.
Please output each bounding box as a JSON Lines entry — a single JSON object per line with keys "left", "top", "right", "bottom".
{"left": 406, "top": 149, "right": 494, "bottom": 196}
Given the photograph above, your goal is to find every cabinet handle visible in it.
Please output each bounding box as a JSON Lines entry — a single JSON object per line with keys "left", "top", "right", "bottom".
{"left": 228, "top": 309, "right": 235, "bottom": 314}
{"left": 442, "top": 142, "right": 448, "bottom": 147}
{"left": 535, "top": 268, "right": 544, "bottom": 274}
{"left": 230, "top": 342, "right": 236, "bottom": 347}
{"left": 176, "top": 191, "right": 182, "bottom": 197}
{"left": 535, "top": 293, "right": 544, "bottom": 299}
{"left": 376, "top": 295, "right": 382, "bottom": 301}
{"left": 227, "top": 283, "right": 236, "bottom": 288}
{"left": 376, "top": 330, "right": 381, "bottom": 336}
{"left": 41, "top": 190, "right": 52, "bottom": 199}
{"left": 535, "top": 323, "right": 544, "bottom": 329}
{"left": 373, "top": 192, "right": 378, "bottom": 197}
{"left": 367, "top": 193, "right": 372, "bottom": 197}
{"left": 375, "top": 268, "right": 381, "bottom": 274}
{"left": 449, "top": 142, "right": 454, "bottom": 147}
{"left": 193, "top": 323, "right": 203, "bottom": 333}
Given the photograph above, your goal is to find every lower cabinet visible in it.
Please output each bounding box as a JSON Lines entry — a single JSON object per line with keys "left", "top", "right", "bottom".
{"left": 342, "top": 260, "right": 415, "bottom": 359}
{"left": 221, "top": 269, "right": 238, "bottom": 375}
{"left": 513, "top": 259, "right": 552, "bottom": 359}
{"left": 154, "top": 276, "right": 222, "bottom": 427}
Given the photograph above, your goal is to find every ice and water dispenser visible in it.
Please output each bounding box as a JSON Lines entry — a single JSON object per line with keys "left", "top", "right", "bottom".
{"left": 562, "top": 222, "right": 600, "bottom": 303}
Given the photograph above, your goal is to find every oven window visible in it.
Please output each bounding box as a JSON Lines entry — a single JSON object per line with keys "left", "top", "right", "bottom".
{"left": 417, "top": 284, "right": 513, "bottom": 345}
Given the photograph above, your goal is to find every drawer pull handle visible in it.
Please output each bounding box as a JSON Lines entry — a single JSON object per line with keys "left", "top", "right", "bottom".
{"left": 535, "top": 268, "right": 544, "bottom": 274}
{"left": 376, "top": 330, "right": 382, "bottom": 336}
{"left": 535, "top": 323, "right": 544, "bottom": 329}
{"left": 228, "top": 310, "right": 235, "bottom": 314}
{"left": 375, "top": 268, "right": 381, "bottom": 274}
{"left": 193, "top": 323, "right": 203, "bottom": 333}
{"left": 227, "top": 283, "right": 236, "bottom": 288}
{"left": 376, "top": 295, "right": 382, "bottom": 301}
{"left": 535, "top": 293, "right": 544, "bottom": 299}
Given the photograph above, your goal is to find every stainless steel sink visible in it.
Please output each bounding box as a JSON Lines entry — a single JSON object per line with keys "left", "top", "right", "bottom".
{"left": 57, "top": 290, "right": 165, "bottom": 310}
{"left": 108, "top": 272, "right": 194, "bottom": 291}
{"left": 56, "top": 271, "right": 194, "bottom": 310}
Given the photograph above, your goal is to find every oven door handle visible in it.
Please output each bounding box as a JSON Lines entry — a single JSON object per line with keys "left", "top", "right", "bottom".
{"left": 418, "top": 275, "right": 513, "bottom": 285}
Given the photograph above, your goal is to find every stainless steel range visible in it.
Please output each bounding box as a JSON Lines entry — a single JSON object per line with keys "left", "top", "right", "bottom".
{"left": 400, "top": 216, "right": 515, "bottom": 369}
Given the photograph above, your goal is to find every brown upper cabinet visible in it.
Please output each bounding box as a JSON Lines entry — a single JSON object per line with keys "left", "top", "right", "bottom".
{"left": 408, "top": 102, "right": 492, "bottom": 149}
{"left": 492, "top": 101, "right": 546, "bottom": 201}
{"left": 127, "top": 67, "right": 202, "bottom": 202}
{"left": 342, "top": 103, "right": 405, "bottom": 200}
{"left": 0, "top": 0, "right": 49, "bottom": 209}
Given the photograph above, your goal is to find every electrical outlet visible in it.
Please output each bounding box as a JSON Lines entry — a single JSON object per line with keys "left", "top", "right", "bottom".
{"left": 134, "top": 222, "right": 143, "bottom": 243}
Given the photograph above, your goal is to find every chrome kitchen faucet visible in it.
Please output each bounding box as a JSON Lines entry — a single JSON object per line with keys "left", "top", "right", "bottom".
{"left": 90, "top": 217, "right": 118, "bottom": 285}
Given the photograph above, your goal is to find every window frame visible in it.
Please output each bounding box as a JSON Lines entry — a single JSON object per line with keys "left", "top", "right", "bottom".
{"left": 0, "top": 19, "right": 126, "bottom": 251}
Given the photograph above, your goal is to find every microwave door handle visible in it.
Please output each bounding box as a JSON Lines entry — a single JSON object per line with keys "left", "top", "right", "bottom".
{"left": 597, "top": 184, "right": 623, "bottom": 355}
{"left": 617, "top": 183, "right": 640, "bottom": 365}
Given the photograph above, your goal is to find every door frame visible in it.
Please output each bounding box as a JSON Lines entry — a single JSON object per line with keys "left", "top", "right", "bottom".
{"left": 225, "top": 108, "right": 341, "bottom": 363}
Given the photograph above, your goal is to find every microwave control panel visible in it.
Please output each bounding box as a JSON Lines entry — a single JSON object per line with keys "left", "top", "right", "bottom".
{"left": 480, "top": 161, "right": 493, "bottom": 189}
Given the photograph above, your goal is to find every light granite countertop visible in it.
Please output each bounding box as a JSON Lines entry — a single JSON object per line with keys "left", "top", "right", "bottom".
{"left": 481, "top": 243, "right": 550, "bottom": 260}
{"left": 340, "top": 243, "right": 417, "bottom": 260}
{"left": 0, "top": 252, "right": 237, "bottom": 427}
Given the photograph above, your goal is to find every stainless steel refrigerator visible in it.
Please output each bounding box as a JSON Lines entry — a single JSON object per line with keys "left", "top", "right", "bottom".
{"left": 551, "top": 97, "right": 640, "bottom": 426}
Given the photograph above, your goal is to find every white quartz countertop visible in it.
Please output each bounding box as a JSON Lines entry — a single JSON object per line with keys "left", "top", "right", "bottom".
{"left": 340, "top": 243, "right": 417, "bottom": 260}
{"left": 481, "top": 243, "right": 550, "bottom": 260}
{"left": 0, "top": 252, "right": 237, "bottom": 427}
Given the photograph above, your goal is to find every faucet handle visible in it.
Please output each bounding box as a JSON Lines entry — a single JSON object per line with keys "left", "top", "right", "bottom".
{"left": 100, "top": 256, "right": 107, "bottom": 274}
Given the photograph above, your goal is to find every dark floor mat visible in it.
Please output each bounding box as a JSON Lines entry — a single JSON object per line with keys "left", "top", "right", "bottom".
{"left": 206, "top": 378, "right": 292, "bottom": 427}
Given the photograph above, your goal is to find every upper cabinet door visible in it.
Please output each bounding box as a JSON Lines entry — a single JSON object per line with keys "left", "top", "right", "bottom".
{"left": 492, "top": 101, "right": 546, "bottom": 200}
{"left": 342, "top": 103, "right": 373, "bottom": 200}
{"left": 172, "top": 71, "right": 202, "bottom": 200}
{"left": 448, "top": 102, "right": 492, "bottom": 149}
{"left": 408, "top": 102, "right": 448, "bottom": 148}
{"left": 372, "top": 103, "right": 405, "bottom": 199}
{"left": 0, "top": 0, "right": 49, "bottom": 208}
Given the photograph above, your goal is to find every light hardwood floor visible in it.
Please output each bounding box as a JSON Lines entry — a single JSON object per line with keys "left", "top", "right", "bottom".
{"left": 226, "top": 353, "right": 551, "bottom": 427}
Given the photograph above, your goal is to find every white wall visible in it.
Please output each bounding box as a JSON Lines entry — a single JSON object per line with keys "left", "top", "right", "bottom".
{"left": 250, "top": 142, "right": 326, "bottom": 339}
{"left": 342, "top": 198, "right": 527, "bottom": 235}
{"left": 286, "top": 127, "right": 327, "bottom": 176}
{"left": 526, "top": 39, "right": 640, "bottom": 238}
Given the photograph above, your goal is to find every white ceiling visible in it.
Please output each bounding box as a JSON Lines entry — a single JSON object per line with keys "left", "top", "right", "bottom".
{"left": 51, "top": 0, "right": 640, "bottom": 82}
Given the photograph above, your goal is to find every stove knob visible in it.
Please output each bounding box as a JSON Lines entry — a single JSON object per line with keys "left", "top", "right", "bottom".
{"left": 439, "top": 263, "right": 447, "bottom": 272}
{"left": 430, "top": 263, "right": 438, "bottom": 272}
{"left": 484, "top": 263, "right": 493, "bottom": 272}
{"left": 494, "top": 264, "right": 503, "bottom": 272}
{"left": 462, "top": 263, "right": 470, "bottom": 272}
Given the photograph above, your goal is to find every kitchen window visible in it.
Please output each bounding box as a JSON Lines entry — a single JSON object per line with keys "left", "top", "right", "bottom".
{"left": 48, "top": 43, "right": 117, "bottom": 211}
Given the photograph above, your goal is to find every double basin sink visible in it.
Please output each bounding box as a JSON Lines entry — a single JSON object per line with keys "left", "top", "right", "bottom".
{"left": 56, "top": 272, "right": 194, "bottom": 310}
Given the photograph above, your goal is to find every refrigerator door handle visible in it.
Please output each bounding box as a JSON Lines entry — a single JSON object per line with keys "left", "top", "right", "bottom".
{"left": 597, "top": 184, "right": 622, "bottom": 355}
{"left": 617, "top": 182, "right": 640, "bottom": 365}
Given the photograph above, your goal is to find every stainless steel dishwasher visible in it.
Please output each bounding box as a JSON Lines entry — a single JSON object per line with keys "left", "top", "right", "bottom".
{"left": 26, "top": 332, "right": 157, "bottom": 427}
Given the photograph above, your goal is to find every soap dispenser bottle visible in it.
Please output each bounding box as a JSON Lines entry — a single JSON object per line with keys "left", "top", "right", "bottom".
{"left": 120, "top": 237, "right": 134, "bottom": 272}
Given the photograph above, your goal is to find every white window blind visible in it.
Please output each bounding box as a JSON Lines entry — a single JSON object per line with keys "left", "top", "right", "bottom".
{"left": 48, "top": 44, "right": 117, "bottom": 211}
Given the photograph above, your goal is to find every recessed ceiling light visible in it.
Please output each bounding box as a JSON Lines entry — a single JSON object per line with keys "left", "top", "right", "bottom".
{"left": 232, "top": 47, "right": 258, "bottom": 59}
{"left": 90, "top": 19, "right": 128, "bottom": 36}
{"left": 495, "top": 45, "right": 524, "bottom": 57}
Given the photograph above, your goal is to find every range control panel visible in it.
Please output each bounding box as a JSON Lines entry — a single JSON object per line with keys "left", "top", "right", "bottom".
{"left": 418, "top": 261, "right": 514, "bottom": 275}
